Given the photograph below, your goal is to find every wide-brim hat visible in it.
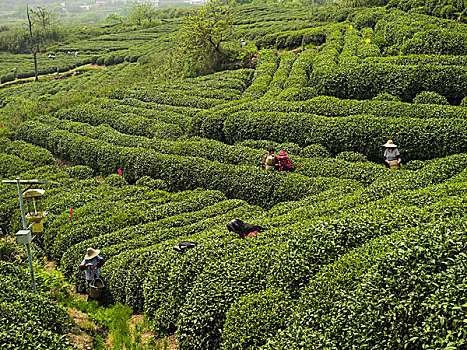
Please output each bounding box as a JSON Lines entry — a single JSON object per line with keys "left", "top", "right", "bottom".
{"left": 383, "top": 140, "right": 397, "bottom": 148}
{"left": 84, "top": 248, "right": 100, "bottom": 260}
{"left": 279, "top": 150, "right": 287, "bottom": 156}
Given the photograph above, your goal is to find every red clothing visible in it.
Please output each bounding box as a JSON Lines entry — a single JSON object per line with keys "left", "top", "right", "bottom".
{"left": 277, "top": 155, "right": 294, "bottom": 171}
{"left": 242, "top": 231, "right": 258, "bottom": 239}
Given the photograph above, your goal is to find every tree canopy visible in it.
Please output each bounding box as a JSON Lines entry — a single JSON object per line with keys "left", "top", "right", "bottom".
{"left": 179, "top": 0, "right": 233, "bottom": 57}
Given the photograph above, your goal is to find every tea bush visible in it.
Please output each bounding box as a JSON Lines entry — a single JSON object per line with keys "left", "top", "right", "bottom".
{"left": 0, "top": 262, "right": 76, "bottom": 350}
{"left": 63, "top": 165, "right": 94, "bottom": 179}
{"left": 54, "top": 105, "right": 183, "bottom": 140}
{"left": 320, "top": 62, "right": 467, "bottom": 104}
{"left": 266, "top": 216, "right": 467, "bottom": 349}
{"left": 0, "top": 153, "right": 33, "bottom": 178}
{"left": 413, "top": 91, "right": 449, "bottom": 105}
{"left": 222, "top": 111, "right": 467, "bottom": 161}
{"left": 17, "top": 121, "right": 357, "bottom": 209}
{"left": 220, "top": 288, "right": 291, "bottom": 350}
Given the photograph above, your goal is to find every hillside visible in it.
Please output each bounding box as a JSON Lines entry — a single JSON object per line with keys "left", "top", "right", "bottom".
{"left": 1, "top": 1, "right": 467, "bottom": 349}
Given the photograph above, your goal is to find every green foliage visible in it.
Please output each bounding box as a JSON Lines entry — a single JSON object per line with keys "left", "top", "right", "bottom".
{"left": 0, "top": 153, "right": 33, "bottom": 177}
{"left": 54, "top": 104, "right": 183, "bottom": 140}
{"left": 268, "top": 218, "right": 467, "bottom": 349}
{"left": 320, "top": 62, "right": 467, "bottom": 104}
{"left": 413, "top": 91, "right": 449, "bottom": 105}
{"left": 336, "top": 151, "right": 367, "bottom": 162}
{"left": 63, "top": 165, "right": 95, "bottom": 179}
{"left": 177, "top": 0, "right": 234, "bottom": 76}
{"left": 372, "top": 92, "right": 400, "bottom": 101}
{"left": 135, "top": 176, "right": 168, "bottom": 191}
{"left": 219, "top": 109, "right": 467, "bottom": 161}
{"left": 401, "top": 29, "right": 467, "bottom": 55}
{"left": 3, "top": 5, "right": 467, "bottom": 350}
{"left": 221, "top": 289, "right": 291, "bottom": 350}
{"left": 105, "top": 173, "right": 129, "bottom": 187}
{"left": 128, "top": 1, "right": 158, "bottom": 27}
{"left": 299, "top": 144, "right": 331, "bottom": 158}
{"left": 0, "top": 262, "right": 76, "bottom": 350}
{"left": 18, "top": 121, "right": 355, "bottom": 211}
{"left": 256, "top": 26, "right": 326, "bottom": 50}
{"left": 33, "top": 261, "right": 72, "bottom": 295}
{"left": 242, "top": 50, "right": 278, "bottom": 99}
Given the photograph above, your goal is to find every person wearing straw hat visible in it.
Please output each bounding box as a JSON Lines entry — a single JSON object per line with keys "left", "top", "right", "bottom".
{"left": 383, "top": 140, "right": 402, "bottom": 170}
{"left": 78, "top": 247, "right": 105, "bottom": 300}
{"left": 227, "top": 219, "right": 268, "bottom": 239}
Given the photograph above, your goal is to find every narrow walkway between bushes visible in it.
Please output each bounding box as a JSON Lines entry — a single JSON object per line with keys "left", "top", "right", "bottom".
{"left": 43, "top": 259, "right": 177, "bottom": 349}
{"left": 0, "top": 63, "right": 106, "bottom": 88}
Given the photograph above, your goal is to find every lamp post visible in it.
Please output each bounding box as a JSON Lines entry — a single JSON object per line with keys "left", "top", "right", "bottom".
{"left": 2, "top": 178, "right": 49, "bottom": 293}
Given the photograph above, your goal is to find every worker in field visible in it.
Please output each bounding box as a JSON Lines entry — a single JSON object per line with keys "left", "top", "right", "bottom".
{"left": 263, "top": 147, "right": 279, "bottom": 171}
{"left": 78, "top": 247, "right": 105, "bottom": 301}
{"left": 383, "top": 140, "right": 402, "bottom": 170}
{"left": 277, "top": 150, "right": 295, "bottom": 172}
{"left": 227, "top": 219, "right": 268, "bottom": 239}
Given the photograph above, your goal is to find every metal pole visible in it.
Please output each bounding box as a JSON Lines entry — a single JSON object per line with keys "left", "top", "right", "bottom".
{"left": 15, "top": 178, "right": 37, "bottom": 293}
{"left": 16, "top": 178, "right": 27, "bottom": 229}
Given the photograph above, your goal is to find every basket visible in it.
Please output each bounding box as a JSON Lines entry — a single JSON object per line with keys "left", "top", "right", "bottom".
{"left": 265, "top": 165, "right": 275, "bottom": 171}
{"left": 89, "top": 278, "right": 104, "bottom": 299}
{"left": 389, "top": 161, "right": 401, "bottom": 170}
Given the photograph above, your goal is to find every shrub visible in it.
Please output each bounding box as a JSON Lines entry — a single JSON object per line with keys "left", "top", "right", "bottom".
{"left": 222, "top": 110, "right": 467, "bottom": 162}
{"left": 96, "top": 56, "right": 105, "bottom": 66}
{"left": 336, "top": 151, "right": 367, "bottom": 162}
{"left": 105, "top": 173, "right": 128, "bottom": 187}
{"left": 299, "top": 144, "right": 331, "bottom": 158}
{"left": 63, "top": 165, "right": 94, "bottom": 179}
{"left": 2, "top": 139, "right": 55, "bottom": 166}
{"left": 104, "top": 54, "right": 115, "bottom": 66}
{"left": 54, "top": 104, "right": 183, "bottom": 140}
{"left": 220, "top": 289, "right": 291, "bottom": 350}
{"left": 0, "top": 154, "right": 33, "bottom": 177}
{"left": 403, "top": 159, "right": 426, "bottom": 171}
{"left": 135, "top": 176, "right": 168, "bottom": 191}
{"left": 401, "top": 29, "right": 467, "bottom": 55}
{"left": 372, "top": 92, "right": 400, "bottom": 101}
{"left": 413, "top": 91, "right": 449, "bottom": 105}
{"left": 319, "top": 62, "right": 467, "bottom": 104}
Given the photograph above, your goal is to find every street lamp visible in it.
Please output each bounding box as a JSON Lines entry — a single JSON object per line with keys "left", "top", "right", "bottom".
{"left": 1, "top": 178, "right": 49, "bottom": 293}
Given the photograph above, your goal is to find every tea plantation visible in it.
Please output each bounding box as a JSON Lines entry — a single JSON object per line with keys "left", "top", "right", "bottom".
{"left": 1, "top": 1, "right": 467, "bottom": 349}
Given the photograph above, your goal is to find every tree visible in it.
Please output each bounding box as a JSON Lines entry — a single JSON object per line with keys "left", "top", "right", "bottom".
{"left": 26, "top": 6, "right": 60, "bottom": 82}
{"left": 129, "top": 1, "right": 158, "bottom": 26}
{"left": 106, "top": 13, "right": 124, "bottom": 23}
{"left": 177, "top": 0, "right": 234, "bottom": 75}
{"left": 29, "top": 6, "right": 58, "bottom": 31}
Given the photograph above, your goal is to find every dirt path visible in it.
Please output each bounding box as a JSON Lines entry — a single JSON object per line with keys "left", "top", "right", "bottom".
{"left": 0, "top": 63, "right": 106, "bottom": 88}
{"left": 67, "top": 305, "right": 99, "bottom": 350}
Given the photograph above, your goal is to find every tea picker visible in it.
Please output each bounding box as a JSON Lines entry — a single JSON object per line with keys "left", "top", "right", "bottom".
{"left": 78, "top": 248, "right": 105, "bottom": 301}
{"left": 383, "top": 140, "right": 402, "bottom": 170}
{"left": 227, "top": 219, "right": 268, "bottom": 239}
{"left": 263, "top": 147, "right": 279, "bottom": 171}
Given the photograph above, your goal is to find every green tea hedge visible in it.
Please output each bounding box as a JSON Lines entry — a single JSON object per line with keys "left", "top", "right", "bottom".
{"left": 221, "top": 111, "right": 467, "bottom": 161}
{"left": 320, "top": 62, "right": 467, "bottom": 104}
{"left": 54, "top": 105, "right": 183, "bottom": 140}
{"left": 17, "top": 121, "right": 357, "bottom": 208}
